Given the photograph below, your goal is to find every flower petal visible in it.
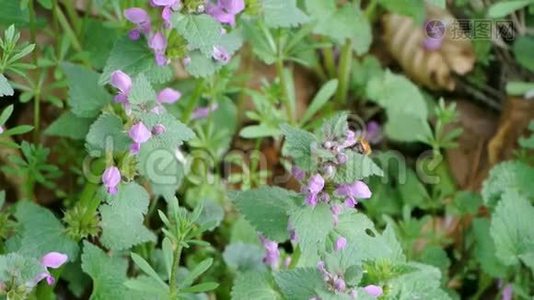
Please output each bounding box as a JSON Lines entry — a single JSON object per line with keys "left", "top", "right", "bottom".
{"left": 157, "top": 88, "right": 181, "bottom": 104}
{"left": 41, "top": 252, "right": 68, "bottom": 269}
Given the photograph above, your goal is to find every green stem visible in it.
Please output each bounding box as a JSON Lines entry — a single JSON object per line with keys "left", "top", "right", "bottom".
{"left": 183, "top": 79, "right": 204, "bottom": 123}
{"left": 168, "top": 243, "right": 183, "bottom": 299}
{"left": 55, "top": 6, "right": 83, "bottom": 52}
{"left": 322, "top": 47, "right": 336, "bottom": 78}
{"left": 335, "top": 39, "right": 353, "bottom": 103}
{"left": 275, "top": 58, "right": 293, "bottom": 123}
{"left": 61, "top": 0, "right": 81, "bottom": 34}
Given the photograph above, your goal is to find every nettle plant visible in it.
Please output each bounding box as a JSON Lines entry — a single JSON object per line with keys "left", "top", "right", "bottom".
{"left": 230, "top": 114, "right": 450, "bottom": 299}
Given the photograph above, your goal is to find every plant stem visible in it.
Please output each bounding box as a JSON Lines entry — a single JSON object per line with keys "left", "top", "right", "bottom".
{"left": 183, "top": 79, "right": 204, "bottom": 123}
{"left": 335, "top": 39, "right": 353, "bottom": 103}
{"left": 322, "top": 47, "right": 336, "bottom": 78}
{"left": 168, "top": 242, "right": 183, "bottom": 299}
{"left": 275, "top": 58, "right": 294, "bottom": 123}
{"left": 55, "top": 6, "right": 83, "bottom": 52}
{"left": 28, "top": 0, "right": 41, "bottom": 143}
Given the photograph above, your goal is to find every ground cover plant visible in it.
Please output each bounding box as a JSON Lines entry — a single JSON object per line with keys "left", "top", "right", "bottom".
{"left": 0, "top": 0, "right": 533, "bottom": 299}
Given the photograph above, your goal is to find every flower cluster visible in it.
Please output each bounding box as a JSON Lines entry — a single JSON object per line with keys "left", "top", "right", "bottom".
{"left": 316, "top": 261, "right": 383, "bottom": 299}
{"left": 123, "top": 0, "right": 245, "bottom": 66}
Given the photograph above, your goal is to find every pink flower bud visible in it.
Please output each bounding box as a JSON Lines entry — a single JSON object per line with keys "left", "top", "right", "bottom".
{"left": 157, "top": 88, "right": 181, "bottom": 104}
{"left": 110, "top": 70, "right": 132, "bottom": 94}
{"left": 363, "top": 285, "right": 383, "bottom": 298}
{"left": 102, "top": 166, "right": 121, "bottom": 195}
{"left": 129, "top": 122, "right": 152, "bottom": 144}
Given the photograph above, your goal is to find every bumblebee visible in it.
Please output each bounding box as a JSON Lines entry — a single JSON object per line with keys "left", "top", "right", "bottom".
{"left": 352, "top": 137, "right": 372, "bottom": 156}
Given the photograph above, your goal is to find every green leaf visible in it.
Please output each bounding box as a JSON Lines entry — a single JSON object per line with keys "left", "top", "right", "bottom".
{"left": 82, "top": 19, "right": 120, "bottom": 70}
{"left": 231, "top": 271, "right": 281, "bottom": 299}
{"left": 481, "top": 161, "right": 534, "bottom": 207}
{"left": 62, "top": 63, "right": 112, "bottom": 118}
{"left": 181, "top": 282, "right": 219, "bottom": 293}
{"left": 0, "top": 105, "right": 13, "bottom": 125}
{"left": 472, "top": 218, "right": 507, "bottom": 277}
{"left": 242, "top": 21, "right": 277, "bottom": 65}
{"left": 379, "top": 0, "right": 425, "bottom": 23}
{"left": 290, "top": 203, "right": 333, "bottom": 256}
{"left": 274, "top": 268, "right": 326, "bottom": 299}
{"left": 128, "top": 74, "right": 156, "bottom": 106}
{"left": 181, "top": 258, "right": 213, "bottom": 288}
{"left": 44, "top": 112, "right": 94, "bottom": 140}
{"left": 513, "top": 36, "right": 534, "bottom": 72}
{"left": 130, "top": 253, "right": 168, "bottom": 289}
{"left": 100, "top": 37, "right": 154, "bottom": 85}
{"left": 185, "top": 51, "right": 219, "bottom": 78}
{"left": 162, "top": 238, "right": 173, "bottom": 279}
{"left": 85, "top": 113, "right": 131, "bottom": 156}
{"left": 312, "top": 4, "right": 372, "bottom": 55}
{"left": 280, "top": 124, "right": 318, "bottom": 171}
{"left": 232, "top": 186, "right": 299, "bottom": 242}
{"left": 487, "top": 0, "right": 533, "bottom": 18}
{"left": 0, "top": 253, "right": 44, "bottom": 287}
{"left": 300, "top": 79, "right": 338, "bottom": 125}
{"left": 0, "top": 74, "right": 14, "bottom": 97}
{"left": 388, "top": 263, "right": 450, "bottom": 299}
{"left": 37, "top": 0, "right": 52, "bottom": 9}
{"left": 490, "top": 190, "right": 534, "bottom": 266}
{"left": 100, "top": 182, "right": 156, "bottom": 251}
{"left": 239, "top": 124, "right": 281, "bottom": 138}
{"left": 0, "top": 0, "right": 29, "bottom": 26}
{"left": 81, "top": 242, "right": 151, "bottom": 300}
{"left": 2, "top": 125, "right": 33, "bottom": 136}
{"left": 124, "top": 275, "right": 169, "bottom": 298}
{"left": 173, "top": 14, "right": 222, "bottom": 57}
{"left": 263, "top": 0, "right": 309, "bottom": 28}
{"left": 334, "top": 152, "right": 383, "bottom": 184}
{"left": 6, "top": 201, "right": 78, "bottom": 260}
{"left": 223, "top": 243, "right": 266, "bottom": 272}
{"left": 367, "top": 70, "right": 430, "bottom": 142}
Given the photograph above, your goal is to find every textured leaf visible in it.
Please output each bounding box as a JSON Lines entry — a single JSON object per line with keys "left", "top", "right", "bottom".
{"left": 281, "top": 124, "right": 318, "bottom": 171}
{"left": 367, "top": 70, "right": 431, "bottom": 142}
{"left": 185, "top": 51, "right": 221, "bottom": 78}
{"left": 290, "top": 203, "right": 333, "bottom": 255}
{"left": 312, "top": 5, "right": 372, "bottom": 55}
{"left": 100, "top": 182, "right": 156, "bottom": 251}
{"left": 223, "top": 243, "right": 266, "bottom": 273}
{"left": 85, "top": 113, "right": 130, "bottom": 156}
{"left": 81, "top": 242, "right": 151, "bottom": 300}
{"left": 301, "top": 79, "right": 338, "bottom": 124}
{"left": 263, "top": 0, "right": 309, "bottom": 28}
{"left": 82, "top": 19, "right": 120, "bottom": 70}
{"left": 334, "top": 151, "right": 384, "bottom": 184}
{"left": 274, "top": 268, "right": 326, "bottom": 299}
{"left": 490, "top": 190, "right": 534, "bottom": 266}
{"left": 44, "top": 112, "right": 94, "bottom": 140}
{"left": 231, "top": 271, "right": 281, "bottom": 300}
{"left": 100, "top": 37, "right": 154, "bottom": 85}
{"left": 0, "top": 0, "right": 29, "bottom": 26}
{"left": 6, "top": 201, "right": 78, "bottom": 260}
{"left": 472, "top": 218, "right": 507, "bottom": 277}
{"left": 481, "top": 161, "right": 534, "bottom": 207}
{"left": 0, "top": 74, "right": 14, "bottom": 97}
{"left": 0, "top": 253, "right": 44, "bottom": 287}
{"left": 379, "top": 0, "right": 425, "bottom": 23}
{"left": 62, "top": 63, "right": 111, "bottom": 118}
{"left": 513, "top": 36, "right": 534, "bottom": 72}
{"left": 128, "top": 74, "right": 156, "bottom": 106}
{"left": 388, "top": 263, "right": 450, "bottom": 300}
{"left": 232, "top": 186, "right": 299, "bottom": 242}
{"left": 174, "top": 14, "right": 222, "bottom": 56}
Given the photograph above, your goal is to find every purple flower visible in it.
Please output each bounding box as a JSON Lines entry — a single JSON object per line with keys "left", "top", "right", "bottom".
{"left": 102, "top": 166, "right": 121, "bottom": 195}
{"left": 157, "top": 88, "right": 181, "bottom": 104}
{"left": 207, "top": 0, "right": 245, "bottom": 25}
{"left": 192, "top": 103, "right": 219, "bottom": 120}
{"left": 212, "top": 46, "right": 230, "bottom": 64}
{"left": 129, "top": 122, "right": 152, "bottom": 144}
{"left": 365, "top": 121, "right": 382, "bottom": 145}
{"left": 336, "top": 153, "right": 348, "bottom": 164}
{"left": 335, "top": 180, "right": 371, "bottom": 208}
{"left": 149, "top": 32, "right": 169, "bottom": 66}
{"left": 363, "top": 285, "right": 383, "bottom": 298}
{"left": 423, "top": 36, "right": 444, "bottom": 51}
{"left": 152, "top": 124, "right": 166, "bottom": 135}
{"left": 260, "top": 236, "right": 280, "bottom": 268}
{"left": 110, "top": 70, "right": 132, "bottom": 103}
{"left": 291, "top": 165, "right": 305, "bottom": 181}
{"left": 502, "top": 284, "right": 512, "bottom": 300}
{"left": 35, "top": 252, "right": 68, "bottom": 285}
{"left": 124, "top": 8, "right": 151, "bottom": 39}
{"left": 308, "top": 174, "right": 325, "bottom": 194}
{"left": 333, "top": 277, "right": 346, "bottom": 292}
{"left": 335, "top": 236, "right": 347, "bottom": 251}
{"left": 152, "top": 0, "right": 181, "bottom": 26}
